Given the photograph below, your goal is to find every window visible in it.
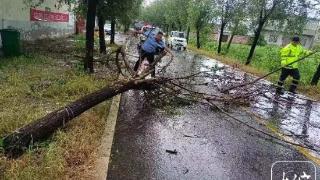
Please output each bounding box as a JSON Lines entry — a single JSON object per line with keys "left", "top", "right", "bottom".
{"left": 178, "top": 32, "right": 185, "bottom": 38}
{"left": 172, "top": 31, "right": 185, "bottom": 38}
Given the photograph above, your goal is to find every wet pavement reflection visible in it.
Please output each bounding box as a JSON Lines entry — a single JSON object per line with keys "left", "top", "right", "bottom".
{"left": 172, "top": 52, "right": 320, "bottom": 153}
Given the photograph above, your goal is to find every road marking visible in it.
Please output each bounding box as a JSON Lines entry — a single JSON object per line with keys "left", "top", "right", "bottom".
{"left": 95, "top": 94, "right": 121, "bottom": 180}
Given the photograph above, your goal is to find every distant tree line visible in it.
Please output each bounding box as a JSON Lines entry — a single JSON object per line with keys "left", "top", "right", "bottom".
{"left": 140, "top": 0, "right": 312, "bottom": 65}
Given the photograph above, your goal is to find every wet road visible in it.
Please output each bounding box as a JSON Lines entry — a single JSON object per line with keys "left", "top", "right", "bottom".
{"left": 107, "top": 46, "right": 320, "bottom": 179}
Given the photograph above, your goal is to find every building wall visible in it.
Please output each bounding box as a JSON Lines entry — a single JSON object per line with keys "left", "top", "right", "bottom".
{"left": 0, "top": 0, "right": 75, "bottom": 41}
{"left": 264, "top": 30, "right": 314, "bottom": 48}
{"left": 213, "top": 33, "right": 250, "bottom": 44}
{"left": 264, "top": 31, "right": 283, "bottom": 46}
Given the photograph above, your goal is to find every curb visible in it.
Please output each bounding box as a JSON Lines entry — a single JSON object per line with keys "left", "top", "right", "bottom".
{"left": 95, "top": 94, "right": 121, "bottom": 180}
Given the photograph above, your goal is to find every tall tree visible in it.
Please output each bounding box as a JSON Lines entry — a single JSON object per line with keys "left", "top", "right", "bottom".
{"left": 140, "top": 0, "right": 191, "bottom": 36}
{"left": 311, "top": 63, "right": 320, "bottom": 85}
{"left": 118, "top": 0, "right": 143, "bottom": 33}
{"left": 245, "top": 0, "right": 308, "bottom": 65}
{"left": 97, "top": 14, "right": 106, "bottom": 54}
{"left": 110, "top": 17, "right": 116, "bottom": 44}
{"left": 215, "top": 0, "right": 240, "bottom": 53}
{"left": 188, "top": 0, "right": 212, "bottom": 49}
{"left": 101, "top": 0, "right": 143, "bottom": 44}
{"left": 84, "top": 0, "right": 98, "bottom": 73}
{"left": 214, "top": 0, "right": 247, "bottom": 52}
{"left": 176, "top": 0, "right": 192, "bottom": 41}
{"left": 226, "top": 22, "right": 247, "bottom": 51}
{"left": 140, "top": 0, "right": 167, "bottom": 27}
{"left": 226, "top": 1, "right": 248, "bottom": 51}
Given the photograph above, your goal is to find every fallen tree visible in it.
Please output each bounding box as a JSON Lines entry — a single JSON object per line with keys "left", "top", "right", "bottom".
{"left": 4, "top": 39, "right": 319, "bottom": 159}
{"left": 3, "top": 42, "right": 170, "bottom": 158}
{"left": 3, "top": 78, "right": 167, "bottom": 158}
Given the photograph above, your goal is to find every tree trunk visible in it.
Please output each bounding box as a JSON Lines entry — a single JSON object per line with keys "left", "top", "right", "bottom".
{"left": 245, "top": 21, "right": 264, "bottom": 65}
{"left": 218, "top": 22, "right": 226, "bottom": 54}
{"left": 186, "top": 26, "right": 190, "bottom": 44}
{"left": 166, "top": 24, "right": 169, "bottom": 35}
{"left": 3, "top": 78, "right": 167, "bottom": 158}
{"left": 98, "top": 16, "right": 106, "bottom": 54}
{"left": 227, "top": 22, "right": 238, "bottom": 51}
{"left": 226, "top": 33, "right": 235, "bottom": 51}
{"left": 196, "top": 29, "right": 201, "bottom": 49}
{"left": 124, "top": 24, "right": 130, "bottom": 33}
{"left": 311, "top": 64, "right": 320, "bottom": 85}
{"left": 110, "top": 18, "right": 116, "bottom": 44}
{"left": 84, "top": 0, "right": 97, "bottom": 73}
{"left": 75, "top": 19, "right": 79, "bottom": 35}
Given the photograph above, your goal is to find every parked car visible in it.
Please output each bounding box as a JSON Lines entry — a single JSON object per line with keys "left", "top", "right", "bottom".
{"left": 168, "top": 31, "right": 187, "bottom": 50}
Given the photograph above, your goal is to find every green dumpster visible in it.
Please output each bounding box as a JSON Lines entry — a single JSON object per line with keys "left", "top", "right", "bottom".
{"left": 0, "top": 29, "right": 21, "bottom": 57}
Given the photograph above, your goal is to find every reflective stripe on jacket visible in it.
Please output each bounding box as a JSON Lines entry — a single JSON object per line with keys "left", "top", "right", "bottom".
{"left": 280, "top": 43, "right": 310, "bottom": 69}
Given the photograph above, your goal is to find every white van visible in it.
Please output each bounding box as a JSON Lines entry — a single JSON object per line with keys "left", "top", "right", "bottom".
{"left": 168, "top": 31, "right": 187, "bottom": 50}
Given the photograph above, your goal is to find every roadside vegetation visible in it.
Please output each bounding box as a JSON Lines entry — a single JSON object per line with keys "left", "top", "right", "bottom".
{"left": 141, "top": 0, "right": 320, "bottom": 99}
{"left": 0, "top": 36, "right": 116, "bottom": 179}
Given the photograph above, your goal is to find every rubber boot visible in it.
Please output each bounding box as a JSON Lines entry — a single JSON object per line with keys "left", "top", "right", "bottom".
{"left": 276, "top": 81, "right": 284, "bottom": 95}
{"left": 289, "top": 80, "right": 298, "bottom": 94}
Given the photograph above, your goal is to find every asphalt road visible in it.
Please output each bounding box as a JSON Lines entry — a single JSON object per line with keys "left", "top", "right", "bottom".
{"left": 106, "top": 47, "right": 320, "bottom": 180}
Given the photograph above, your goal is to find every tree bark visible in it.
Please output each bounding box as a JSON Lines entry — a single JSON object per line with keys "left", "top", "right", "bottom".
{"left": 3, "top": 78, "right": 167, "bottom": 158}
{"left": 218, "top": 22, "right": 226, "bottom": 54}
{"left": 110, "top": 18, "right": 116, "bottom": 44}
{"left": 245, "top": 21, "right": 265, "bottom": 65}
{"left": 171, "top": 23, "right": 175, "bottom": 31}
{"left": 196, "top": 29, "right": 201, "bottom": 49}
{"left": 166, "top": 24, "right": 169, "bottom": 35}
{"left": 227, "top": 22, "right": 239, "bottom": 51}
{"left": 124, "top": 24, "right": 130, "bottom": 33}
{"left": 75, "top": 19, "right": 79, "bottom": 35}
{"left": 98, "top": 16, "right": 106, "bottom": 54}
{"left": 311, "top": 64, "right": 320, "bottom": 85}
{"left": 226, "top": 33, "right": 235, "bottom": 51}
{"left": 84, "top": 0, "right": 97, "bottom": 73}
{"left": 186, "top": 26, "right": 190, "bottom": 44}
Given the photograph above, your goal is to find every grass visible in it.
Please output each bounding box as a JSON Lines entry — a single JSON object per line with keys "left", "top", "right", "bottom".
{"left": 0, "top": 36, "right": 117, "bottom": 179}
{"left": 188, "top": 38, "right": 320, "bottom": 100}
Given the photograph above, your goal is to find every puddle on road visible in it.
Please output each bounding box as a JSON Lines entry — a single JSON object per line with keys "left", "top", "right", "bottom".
{"left": 171, "top": 52, "right": 320, "bottom": 155}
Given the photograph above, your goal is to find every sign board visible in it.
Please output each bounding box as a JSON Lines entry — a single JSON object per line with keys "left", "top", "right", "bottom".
{"left": 30, "top": 8, "right": 69, "bottom": 22}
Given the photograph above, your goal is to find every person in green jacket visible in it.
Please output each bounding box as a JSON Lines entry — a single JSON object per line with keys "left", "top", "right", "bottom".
{"left": 276, "top": 36, "right": 311, "bottom": 94}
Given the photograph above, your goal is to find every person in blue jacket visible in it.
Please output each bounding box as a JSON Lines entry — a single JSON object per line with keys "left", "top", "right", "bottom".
{"left": 134, "top": 29, "right": 174, "bottom": 77}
